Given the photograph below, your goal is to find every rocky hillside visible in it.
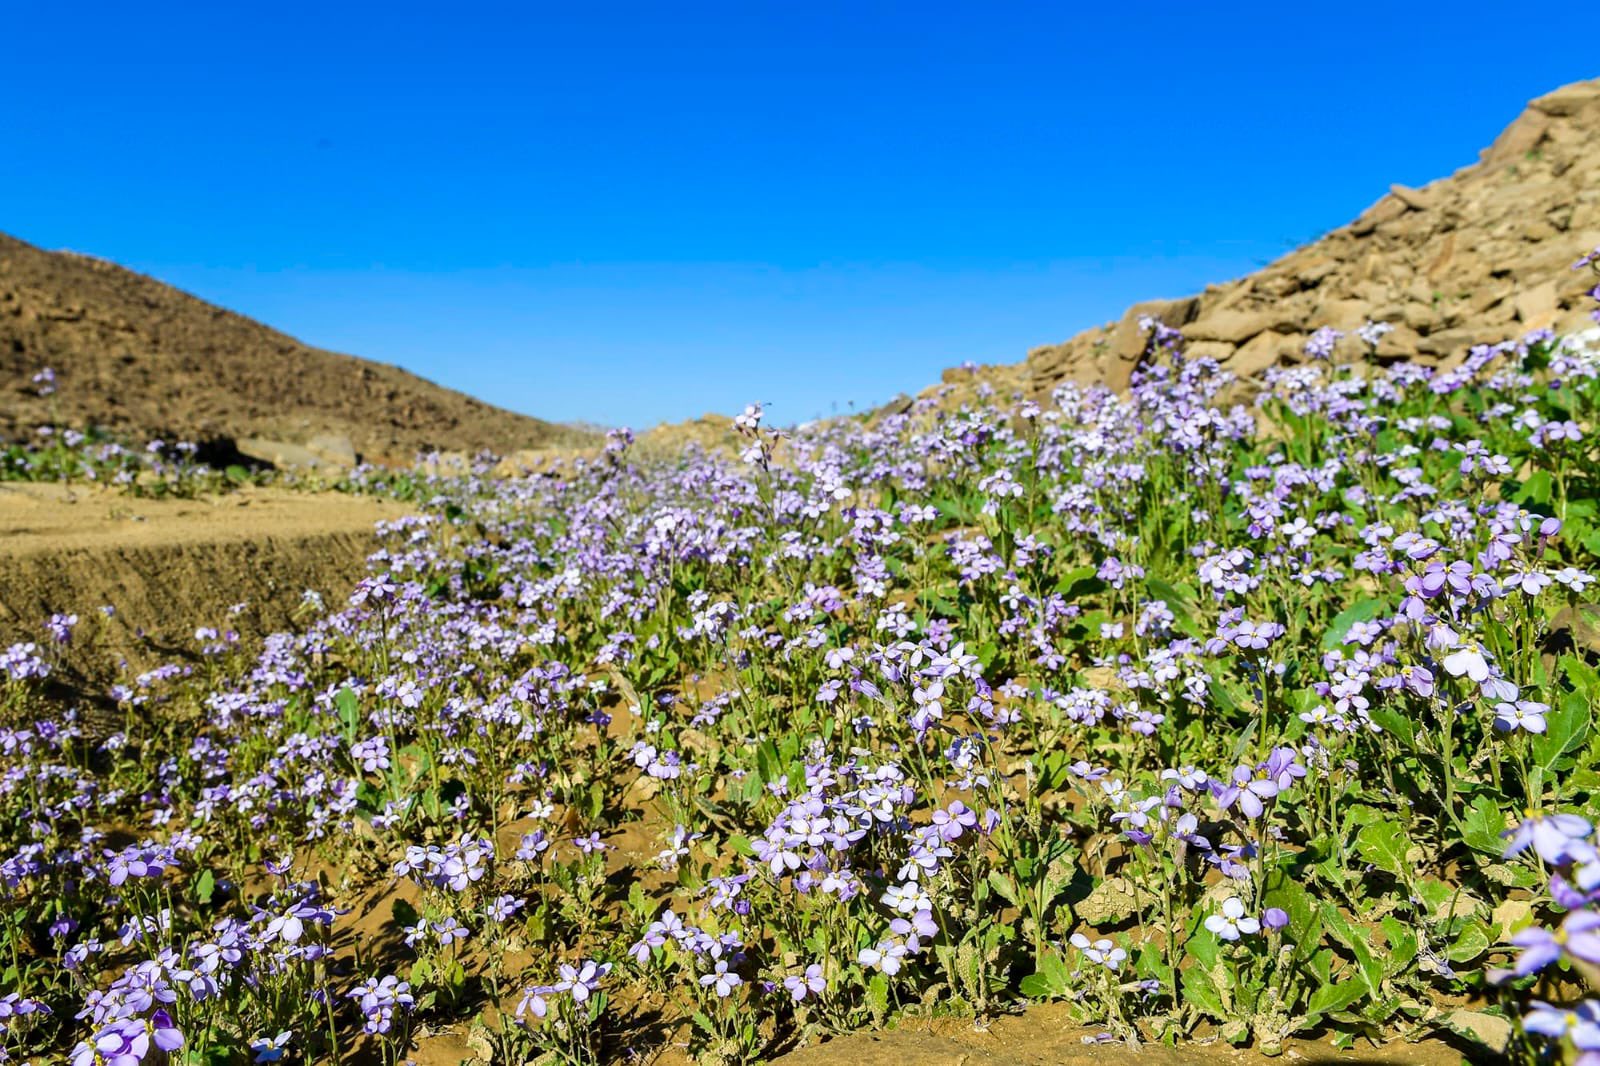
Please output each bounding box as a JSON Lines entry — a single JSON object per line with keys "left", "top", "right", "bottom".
{"left": 0, "top": 232, "right": 591, "bottom": 462}
{"left": 1025, "top": 78, "right": 1600, "bottom": 394}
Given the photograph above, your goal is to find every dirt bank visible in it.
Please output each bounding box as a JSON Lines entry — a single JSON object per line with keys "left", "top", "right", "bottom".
{"left": 0, "top": 482, "right": 405, "bottom": 692}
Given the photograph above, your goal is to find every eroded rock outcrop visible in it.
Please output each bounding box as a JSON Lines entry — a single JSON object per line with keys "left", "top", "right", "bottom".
{"left": 1024, "top": 79, "right": 1600, "bottom": 395}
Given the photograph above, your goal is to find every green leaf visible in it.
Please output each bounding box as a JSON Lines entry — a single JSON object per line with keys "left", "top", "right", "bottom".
{"left": 1354, "top": 820, "right": 1413, "bottom": 881}
{"left": 985, "top": 871, "right": 1021, "bottom": 907}
{"left": 1379, "top": 915, "right": 1419, "bottom": 977}
{"left": 1185, "top": 926, "right": 1222, "bottom": 970}
{"left": 391, "top": 897, "right": 420, "bottom": 928}
{"left": 1560, "top": 652, "right": 1600, "bottom": 696}
{"left": 1179, "top": 964, "right": 1228, "bottom": 1021}
{"left": 1530, "top": 693, "right": 1590, "bottom": 775}
{"left": 1461, "top": 795, "right": 1508, "bottom": 856}
{"left": 1262, "top": 874, "right": 1320, "bottom": 944}
{"left": 1367, "top": 707, "right": 1416, "bottom": 749}
{"left": 1322, "top": 904, "right": 1384, "bottom": 998}
{"left": 193, "top": 868, "right": 216, "bottom": 905}
{"left": 335, "top": 687, "right": 361, "bottom": 740}
{"left": 1445, "top": 921, "right": 1492, "bottom": 964}
{"left": 1053, "top": 565, "right": 1099, "bottom": 597}
{"left": 1307, "top": 979, "right": 1368, "bottom": 1017}
{"left": 1019, "top": 949, "right": 1073, "bottom": 1000}
{"left": 1515, "top": 469, "right": 1554, "bottom": 508}
{"left": 866, "top": 973, "right": 890, "bottom": 1024}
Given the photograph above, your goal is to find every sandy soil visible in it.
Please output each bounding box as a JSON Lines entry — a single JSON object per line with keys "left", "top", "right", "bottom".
{"left": 767, "top": 1006, "right": 1474, "bottom": 1066}
{"left": 0, "top": 482, "right": 404, "bottom": 693}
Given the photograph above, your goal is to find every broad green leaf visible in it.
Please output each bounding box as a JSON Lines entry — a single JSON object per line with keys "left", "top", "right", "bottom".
{"left": 1445, "top": 921, "right": 1492, "bottom": 963}
{"left": 1262, "top": 875, "right": 1319, "bottom": 943}
{"left": 1307, "top": 979, "right": 1367, "bottom": 1017}
{"left": 1367, "top": 707, "right": 1417, "bottom": 748}
{"left": 1378, "top": 915, "right": 1419, "bottom": 976}
{"left": 866, "top": 973, "right": 890, "bottom": 1024}
{"left": 1461, "top": 796, "right": 1508, "bottom": 856}
{"left": 1179, "top": 964, "right": 1228, "bottom": 1021}
{"left": 1019, "top": 950, "right": 1073, "bottom": 1000}
{"left": 1354, "top": 820, "right": 1412, "bottom": 880}
{"left": 1322, "top": 904, "right": 1384, "bottom": 998}
{"left": 1530, "top": 693, "right": 1590, "bottom": 775}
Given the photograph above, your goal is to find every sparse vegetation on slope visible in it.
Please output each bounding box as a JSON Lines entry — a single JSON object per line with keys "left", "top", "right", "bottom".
{"left": 0, "top": 232, "right": 594, "bottom": 462}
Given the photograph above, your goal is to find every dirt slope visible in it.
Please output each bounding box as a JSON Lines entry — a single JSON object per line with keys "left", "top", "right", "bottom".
{"left": 0, "top": 483, "right": 403, "bottom": 694}
{"left": 0, "top": 231, "right": 592, "bottom": 461}
{"left": 1024, "top": 77, "right": 1600, "bottom": 394}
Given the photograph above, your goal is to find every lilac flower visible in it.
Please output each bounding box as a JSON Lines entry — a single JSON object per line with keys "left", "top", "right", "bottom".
{"left": 46, "top": 612, "right": 79, "bottom": 645}
{"left": 1204, "top": 897, "right": 1260, "bottom": 941}
{"left": 1070, "top": 932, "right": 1127, "bottom": 970}
{"left": 1523, "top": 1000, "right": 1600, "bottom": 1057}
{"left": 103, "top": 843, "right": 176, "bottom": 887}
{"left": 71, "top": 1012, "right": 183, "bottom": 1066}
{"left": 1356, "top": 320, "right": 1394, "bottom": 348}
{"left": 250, "top": 1032, "right": 293, "bottom": 1063}
{"left": 1509, "top": 910, "right": 1600, "bottom": 976}
{"left": 351, "top": 736, "right": 390, "bottom": 773}
{"left": 700, "top": 959, "right": 742, "bottom": 998}
{"left": 1494, "top": 699, "right": 1549, "bottom": 734}
{"left": 1212, "top": 766, "right": 1278, "bottom": 819}
{"left": 1504, "top": 813, "right": 1593, "bottom": 865}
{"left": 857, "top": 941, "right": 906, "bottom": 975}
{"left": 489, "top": 894, "right": 524, "bottom": 922}
{"left": 1304, "top": 326, "right": 1344, "bottom": 360}
{"left": 516, "top": 985, "right": 554, "bottom": 1021}
{"left": 930, "top": 800, "right": 978, "bottom": 842}
{"left": 347, "top": 974, "right": 414, "bottom": 1035}
{"left": 1440, "top": 641, "right": 1491, "bottom": 684}
{"left": 784, "top": 963, "right": 827, "bottom": 1001}
{"left": 557, "top": 960, "right": 610, "bottom": 1004}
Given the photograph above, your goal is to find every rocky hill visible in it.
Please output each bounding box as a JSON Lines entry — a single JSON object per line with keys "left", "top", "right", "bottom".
{"left": 1024, "top": 78, "right": 1600, "bottom": 395}
{"left": 0, "top": 232, "right": 591, "bottom": 462}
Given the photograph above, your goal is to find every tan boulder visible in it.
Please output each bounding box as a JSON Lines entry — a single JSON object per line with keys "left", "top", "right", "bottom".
{"left": 237, "top": 437, "right": 350, "bottom": 470}
{"left": 1515, "top": 281, "right": 1560, "bottom": 329}
{"left": 1228, "top": 331, "right": 1293, "bottom": 376}
{"left": 1185, "top": 308, "right": 1275, "bottom": 344}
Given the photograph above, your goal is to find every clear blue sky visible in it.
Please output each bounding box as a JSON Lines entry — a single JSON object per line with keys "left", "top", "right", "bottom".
{"left": 3, "top": 3, "right": 1592, "bottom": 428}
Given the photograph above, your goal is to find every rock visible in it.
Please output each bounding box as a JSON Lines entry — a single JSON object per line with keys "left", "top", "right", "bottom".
{"left": 1185, "top": 308, "right": 1274, "bottom": 345}
{"left": 1229, "top": 331, "right": 1292, "bottom": 375}
{"left": 1296, "top": 256, "right": 1338, "bottom": 286}
{"left": 1183, "top": 340, "right": 1235, "bottom": 363}
{"left": 1515, "top": 280, "right": 1559, "bottom": 328}
{"left": 1444, "top": 1010, "right": 1512, "bottom": 1057}
{"left": 305, "top": 433, "right": 357, "bottom": 466}
{"left": 1349, "top": 193, "right": 1408, "bottom": 236}
{"left": 1374, "top": 323, "right": 1424, "bottom": 360}
{"left": 1388, "top": 183, "right": 1433, "bottom": 211}
{"left": 1415, "top": 327, "right": 1486, "bottom": 359}
{"left": 1012, "top": 76, "right": 1600, "bottom": 398}
{"left": 236, "top": 437, "right": 341, "bottom": 470}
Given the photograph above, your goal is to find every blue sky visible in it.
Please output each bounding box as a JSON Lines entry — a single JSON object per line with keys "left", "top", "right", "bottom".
{"left": 3, "top": 3, "right": 1593, "bottom": 428}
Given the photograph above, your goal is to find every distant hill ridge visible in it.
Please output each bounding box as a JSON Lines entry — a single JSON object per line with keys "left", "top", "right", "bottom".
{"left": 0, "top": 232, "right": 590, "bottom": 462}
{"left": 1019, "top": 77, "right": 1600, "bottom": 394}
